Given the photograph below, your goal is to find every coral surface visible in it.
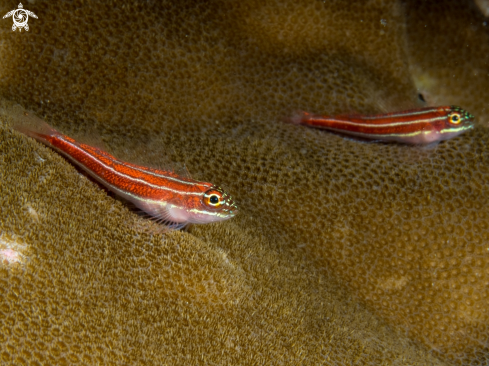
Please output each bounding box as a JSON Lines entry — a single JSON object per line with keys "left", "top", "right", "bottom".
{"left": 0, "top": 0, "right": 488, "bottom": 365}
{"left": 405, "top": 0, "right": 489, "bottom": 123}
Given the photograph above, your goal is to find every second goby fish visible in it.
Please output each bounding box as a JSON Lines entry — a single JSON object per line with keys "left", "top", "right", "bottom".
{"left": 12, "top": 109, "right": 238, "bottom": 229}
{"left": 291, "top": 106, "right": 474, "bottom": 144}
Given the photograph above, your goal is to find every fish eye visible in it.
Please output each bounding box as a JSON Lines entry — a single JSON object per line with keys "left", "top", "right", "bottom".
{"left": 203, "top": 189, "right": 224, "bottom": 208}
{"left": 449, "top": 112, "right": 462, "bottom": 124}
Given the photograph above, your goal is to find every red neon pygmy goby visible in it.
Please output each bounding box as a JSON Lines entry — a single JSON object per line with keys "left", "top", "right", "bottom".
{"left": 291, "top": 106, "right": 475, "bottom": 144}
{"left": 12, "top": 109, "right": 238, "bottom": 229}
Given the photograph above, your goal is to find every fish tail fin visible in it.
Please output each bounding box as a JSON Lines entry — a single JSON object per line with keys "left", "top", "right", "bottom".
{"left": 286, "top": 110, "right": 313, "bottom": 125}
{"left": 11, "top": 106, "right": 59, "bottom": 144}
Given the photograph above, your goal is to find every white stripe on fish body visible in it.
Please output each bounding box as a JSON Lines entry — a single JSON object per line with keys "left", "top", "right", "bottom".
{"left": 320, "top": 115, "right": 447, "bottom": 129}
{"left": 357, "top": 107, "right": 444, "bottom": 120}
{"left": 85, "top": 142, "right": 210, "bottom": 187}
{"left": 58, "top": 136, "right": 211, "bottom": 196}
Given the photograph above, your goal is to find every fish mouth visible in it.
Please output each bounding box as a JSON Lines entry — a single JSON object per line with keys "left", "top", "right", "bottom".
{"left": 465, "top": 119, "right": 475, "bottom": 129}
{"left": 226, "top": 199, "right": 239, "bottom": 217}
{"left": 226, "top": 208, "right": 239, "bottom": 217}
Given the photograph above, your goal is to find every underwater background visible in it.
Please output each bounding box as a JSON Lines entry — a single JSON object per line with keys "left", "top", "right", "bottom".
{"left": 0, "top": 0, "right": 488, "bottom": 364}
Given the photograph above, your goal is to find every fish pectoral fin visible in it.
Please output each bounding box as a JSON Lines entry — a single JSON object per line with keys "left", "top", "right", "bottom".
{"left": 129, "top": 199, "right": 188, "bottom": 232}
{"left": 129, "top": 206, "right": 187, "bottom": 234}
{"left": 151, "top": 205, "right": 188, "bottom": 231}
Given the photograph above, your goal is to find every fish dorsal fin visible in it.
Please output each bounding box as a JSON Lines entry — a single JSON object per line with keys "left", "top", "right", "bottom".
{"left": 172, "top": 162, "right": 193, "bottom": 180}
{"left": 112, "top": 137, "right": 194, "bottom": 180}
{"left": 67, "top": 124, "right": 108, "bottom": 152}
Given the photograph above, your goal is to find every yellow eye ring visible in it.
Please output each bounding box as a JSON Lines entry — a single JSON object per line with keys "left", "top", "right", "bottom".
{"left": 449, "top": 112, "right": 462, "bottom": 124}
{"left": 209, "top": 194, "right": 220, "bottom": 205}
{"left": 203, "top": 189, "right": 223, "bottom": 208}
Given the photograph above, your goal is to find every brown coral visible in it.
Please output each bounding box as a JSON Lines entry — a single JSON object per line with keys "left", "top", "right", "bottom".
{"left": 405, "top": 0, "right": 489, "bottom": 123}
{"left": 0, "top": 0, "right": 488, "bottom": 365}
{"left": 0, "top": 109, "right": 443, "bottom": 365}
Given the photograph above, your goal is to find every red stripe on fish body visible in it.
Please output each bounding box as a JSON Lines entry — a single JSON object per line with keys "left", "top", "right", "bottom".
{"left": 297, "top": 106, "right": 474, "bottom": 144}
{"left": 13, "top": 113, "right": 238, "bottom": 227}
{"left": 52, "top": 137, "right": 211, "bottom": 200}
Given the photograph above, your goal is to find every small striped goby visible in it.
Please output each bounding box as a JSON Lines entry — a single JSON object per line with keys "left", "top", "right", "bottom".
{"left": 291, "top": 106, "right": 475, "bottom": 144}
{"left": 12, "top": 110, "right": 238, "bottom": 229}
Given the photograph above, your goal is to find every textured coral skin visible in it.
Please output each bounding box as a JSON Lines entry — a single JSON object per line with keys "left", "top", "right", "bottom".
{"left": 0, "top": 0, "right": 487, "bottom": 365}
{"left": 405, "top": 0, "right": 489, "bottom": 123}
{"left": 0, "top": 107, "right": 446, "bottom": 365}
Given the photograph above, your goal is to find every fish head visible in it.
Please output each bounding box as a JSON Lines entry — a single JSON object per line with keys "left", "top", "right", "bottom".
{"left": 184, "top": 186, "right": 238, "bottom": 224}
{"left": 439, "top": 106, "right": 475, "bottom": 140}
